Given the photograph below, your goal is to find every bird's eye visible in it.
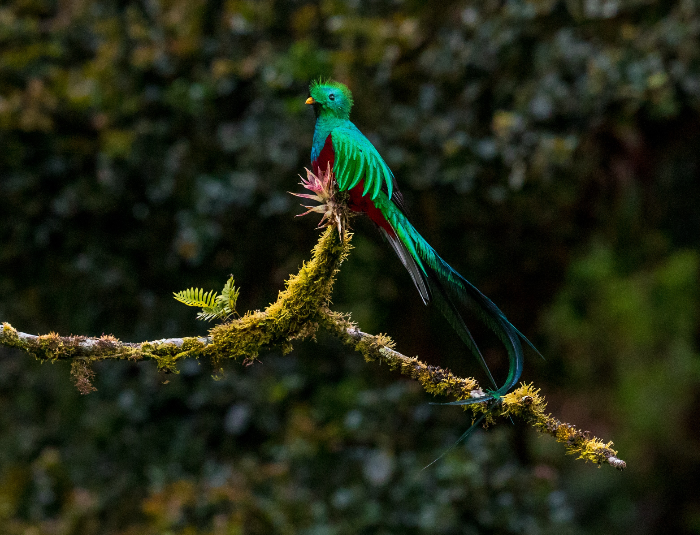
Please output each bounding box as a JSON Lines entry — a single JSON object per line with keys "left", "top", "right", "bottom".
{"left": 329, "top": 94, "right": 335, "bottom": 101}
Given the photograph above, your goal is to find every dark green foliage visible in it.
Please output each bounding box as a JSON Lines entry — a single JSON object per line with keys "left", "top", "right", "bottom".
{"left": 1, "top": 0, "right": 699, "bottom": 533}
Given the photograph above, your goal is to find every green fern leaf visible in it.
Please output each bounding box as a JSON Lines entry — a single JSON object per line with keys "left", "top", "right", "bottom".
{"left": 197, "top": 310, "right": 223, "bottom": 321}
{"left": 175, "top": 276, "right": 239, "bottom": 322}
{"left": 218, "top": 276, "right": 240, "bottom": 312}
{"left": 173, "top": 287, "right": 219, "bottom": 308}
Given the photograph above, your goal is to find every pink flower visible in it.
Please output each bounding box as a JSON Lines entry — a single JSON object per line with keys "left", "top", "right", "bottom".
{"left": 289, "top": 163, "right": 348, "bottom": 237}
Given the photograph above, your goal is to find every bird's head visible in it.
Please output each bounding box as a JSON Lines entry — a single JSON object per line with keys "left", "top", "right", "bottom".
{"left": 306, "top": 79, "right": 353, "bottom": 119}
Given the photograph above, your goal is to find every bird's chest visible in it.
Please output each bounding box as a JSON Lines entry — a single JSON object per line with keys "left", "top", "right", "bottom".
{"left": 311, "top": 118, "right": 335, "bottom": 162}
{"left": 312, "top": 134, "right": 335, "bottom": 176}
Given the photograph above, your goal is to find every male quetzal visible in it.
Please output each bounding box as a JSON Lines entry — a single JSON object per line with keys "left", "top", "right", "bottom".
{"left": 304, "top": 79, "right": 538, "bottom": 405}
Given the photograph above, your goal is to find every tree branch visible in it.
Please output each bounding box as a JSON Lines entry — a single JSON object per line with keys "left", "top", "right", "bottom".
{"left": 0, "top": 226, "right": 625, "bottom": 470}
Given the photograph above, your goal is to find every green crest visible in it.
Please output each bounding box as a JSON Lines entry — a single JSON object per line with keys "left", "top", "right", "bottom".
{"left": 309, "top": 78, "right": 354, "bottom": 119}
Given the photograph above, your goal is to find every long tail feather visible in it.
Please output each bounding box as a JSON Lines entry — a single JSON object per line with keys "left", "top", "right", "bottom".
{"left": 379, "top": 200, "right": 537, "bottom": 400}
{"left": 379, "top": 225, "right": 497, "bottom": 390}
{"left": 379, "top": 227, "right": 430, "bottom": 305}
{"left": 425, "top": 271, "right": 498, "bottom": 390}
{"left": 423, "top": 412, "right": 487, "bottom": 470}
{"left": 424, "top": 253, "right": 524, "bottom": 398}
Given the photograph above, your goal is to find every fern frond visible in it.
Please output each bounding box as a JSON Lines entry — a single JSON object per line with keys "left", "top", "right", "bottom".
{"left": 219, "top": 276, "right": 240, "bottom": 312}
{"left": 197, "top": 309, "right": 227, "bottom": 322}
{"left": 173, "top": 288, "right": 219, "bottom": 309}
{"left": 175, "top": 276, "right": 240, "bottom": 322}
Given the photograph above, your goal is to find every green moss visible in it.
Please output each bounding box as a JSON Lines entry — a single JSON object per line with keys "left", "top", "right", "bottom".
{"left": 142, "top": 338, "right": 208, "bottom": 373}
{"left": 1, "top": 323, "right": 21, "bottom": 348}
{"left": 501, "top": 383, "right": 620, "bottom": 467}
{"left": 208, "top": 227, "right": 351, "bottom": 366}
{"left": 0, "top": 325, "right": 89, "bottom": 361}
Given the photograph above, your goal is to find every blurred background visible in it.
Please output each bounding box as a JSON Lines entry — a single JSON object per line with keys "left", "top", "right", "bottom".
{"left": 1, "top": 0, "right": 699, "bottom": 533}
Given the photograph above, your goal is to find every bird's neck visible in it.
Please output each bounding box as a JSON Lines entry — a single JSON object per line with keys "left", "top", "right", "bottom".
{"left": 312, "top": 115, "right": 348, "bottom": 162}
{"left": 315, "top": 114, "right": 348, "bottom": 129}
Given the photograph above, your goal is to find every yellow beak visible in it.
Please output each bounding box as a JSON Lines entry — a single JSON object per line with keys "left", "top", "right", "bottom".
{"left": 305, "top": 97, "right": 315, "bottom": 105}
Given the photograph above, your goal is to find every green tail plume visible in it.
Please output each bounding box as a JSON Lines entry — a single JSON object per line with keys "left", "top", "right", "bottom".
{"left": 377, "top": 196, "right": 540, "bottom": 401}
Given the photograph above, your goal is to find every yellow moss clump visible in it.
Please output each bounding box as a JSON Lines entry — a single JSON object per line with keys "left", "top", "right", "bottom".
{"left": 1, "top": 323, "right": 20, "bottom": 346}
{"left": 501, "top": 383, "right": 621, "bottom": 467}
{"left": 207, "top": 227, "right": 351, "bottom": 366}
{"left": 501, "top": 383, "right": 548, "bottom": 420}
{"left": 576, "top": 438, "right": 618, "bottom": 465}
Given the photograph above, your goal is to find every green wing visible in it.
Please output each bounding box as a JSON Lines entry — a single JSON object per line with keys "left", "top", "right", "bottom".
{"left": 331, "top": 126, "right": 395, "bottom": 200}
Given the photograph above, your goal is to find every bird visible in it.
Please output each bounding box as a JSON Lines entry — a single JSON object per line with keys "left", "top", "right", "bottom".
{"left": 303, "top": 78, "right": 539, "bottom": 408}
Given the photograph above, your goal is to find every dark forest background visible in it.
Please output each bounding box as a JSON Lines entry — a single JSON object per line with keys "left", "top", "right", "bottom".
{"left": 1, "top": 0, "right": 699, "bottom": 533}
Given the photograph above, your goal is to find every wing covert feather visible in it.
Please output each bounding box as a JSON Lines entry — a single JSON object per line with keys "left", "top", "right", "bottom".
{"left": 331, "top": 127, "right": 395, "bottom": 200}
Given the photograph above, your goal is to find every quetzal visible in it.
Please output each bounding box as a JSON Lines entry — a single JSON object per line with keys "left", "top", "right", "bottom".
{"left": 304, "top": 79, "right": 538, "bottom": 405}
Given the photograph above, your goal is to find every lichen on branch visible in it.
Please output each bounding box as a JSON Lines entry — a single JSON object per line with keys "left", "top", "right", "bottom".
{"left": 0, "top": 322, "right": 210, "bottom": 375}
{"left": 319, "top": 311, "right": 625, "bottom": 470}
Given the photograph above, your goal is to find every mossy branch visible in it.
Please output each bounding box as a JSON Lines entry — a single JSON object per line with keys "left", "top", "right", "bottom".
{"left": 320, "top": 312, "right": 625, "bottom": 469}
{"left": 0, "top": 226, "right": 625, "bottom": 470}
